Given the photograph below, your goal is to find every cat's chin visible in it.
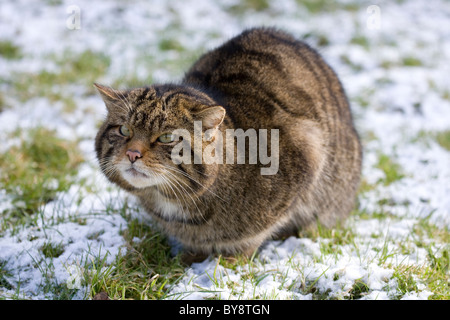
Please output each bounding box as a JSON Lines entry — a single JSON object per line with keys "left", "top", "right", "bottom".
{"left": 121, "top": 167, "right": 160, "bottom": 189}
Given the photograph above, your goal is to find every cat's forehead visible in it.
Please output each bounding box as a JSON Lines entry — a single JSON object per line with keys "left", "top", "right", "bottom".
{"left": 126, "top": 85, "right": 178, "bottom": 107}
{"left": 122, "top": 87, "right": 167, "bottom": 116}
{"left": 127, "top": 87, "right": 157, "bottom": 103}
{"left": 123, "top": 86, "right": 192, "bottom": 132}
{"left": 128, "top": 84, "right": 215, "bottom": 107}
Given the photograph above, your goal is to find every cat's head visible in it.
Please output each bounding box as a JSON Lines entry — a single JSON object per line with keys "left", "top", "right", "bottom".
{"left": 94, "top": 83, "right": 225, "bottom": 195}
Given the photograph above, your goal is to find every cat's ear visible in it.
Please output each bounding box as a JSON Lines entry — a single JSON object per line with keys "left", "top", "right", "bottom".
{"left": 94, "top": 83, "right": 120, "bottom": 101}
{"left": 194, "top": 106, "right": 226, "bottom": 129}
{"left": 94, "top": 83, "right": 128, "bottom": 113}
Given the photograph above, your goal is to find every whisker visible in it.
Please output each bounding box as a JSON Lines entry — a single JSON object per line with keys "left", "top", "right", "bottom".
{"left": 115, "top": 89, "right": 134, "bottom": 113}
{"left": 96, "top": 154, "right": 215, "bottom": 222}
{"left": 97, "top": 156, "right": 122, "bottom": 179}
{"left": 158, "top": 167, "right": 201, "bottom": 198}
{"left": 108, "top": 99, "right": 130, "bottom": 114}
{"left": 161, "top": 165, "right": 226, "bottom": 202}
{"left": 152, "top": 166, "right": 205, "bottom": 218}
{"left": 161, "top": 168, "right": 205, "bottom": 221}
{"left": 154, "top": 170, "right": 191, "bottom": 221}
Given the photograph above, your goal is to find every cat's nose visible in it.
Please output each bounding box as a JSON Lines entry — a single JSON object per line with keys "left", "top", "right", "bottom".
{"left": 126, "top": 149, "right": 142, "bottom": 163}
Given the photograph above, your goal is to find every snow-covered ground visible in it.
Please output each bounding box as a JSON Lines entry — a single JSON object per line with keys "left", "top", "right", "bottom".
{"left": 0, "top": 0, "right": 448, "bottom": 300}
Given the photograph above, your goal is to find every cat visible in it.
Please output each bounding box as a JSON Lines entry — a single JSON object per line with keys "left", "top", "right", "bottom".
{"left": 94, "top": 27, "right": 362, "bottom": 264}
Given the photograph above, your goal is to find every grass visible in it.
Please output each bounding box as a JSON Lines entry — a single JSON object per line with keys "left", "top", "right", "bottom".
{"left": 10, "top": 49, "right": 110, "bottom": 102}
{"left": 92, "top": 219, "right": 185, "bottom": 300}
{"left": 0, "top": 127, "right": 83, "bottom": 226}
{"left": 402, "top": 56, "right": 423, "bottom": 67}
{"left": 375, "top": 153, "right": 405, "bottom": 186}
{"left": 350, "top": 35, "right": 370, "bottom": 50}
{"left": 226, "top": 0, "right": 270, "bottom": 15}
{"left": 410, "top": 218, "right": 450, "bottom": 299}
{"left": 0, "top": 40, "right": 22, "bottom": 60}
{"left": 0, "top": 262, "right": 13, "bottom": 291}
{"left": 56, "top": 208, "right": 445, "bottom": 300}
{"left": 348, "top": 279, "right": 370, "bottom": 299}
{"left": 159, "top": 38, "right": 186, "bottom": 52}
{"left": 41, "top": 242, "right": 65, "bottom": 259}
{"left": 435, "top": 130, "right": 450, "bottom": 151}
{"left": 0, "top": 129, "right": 446, "bottom": 300}
{"left": 189, "top": 213, "right": 445, "bottom": 300}
{"left": 0, "top": 201, "right": 186, "bottom": 299}
{"left": 410, "top": 130, "right": 450, "bottom": 152}
{"left": 295, "top": 0, "right": 360, "bottom": 13}
{"left": 340, "top": 54, "right": 363, "bottom": 72}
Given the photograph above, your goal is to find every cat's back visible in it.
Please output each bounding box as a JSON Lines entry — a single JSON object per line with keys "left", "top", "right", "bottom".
{"left": 183, "top": 27, "right": 353, "bottom": 128}
{"left": 184, "top": 27, "right": 362, "bottom": 229}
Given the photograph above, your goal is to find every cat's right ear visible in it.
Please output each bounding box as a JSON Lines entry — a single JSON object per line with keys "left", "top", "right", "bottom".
{"left": 94, "top": 83, "right": 120, "bottom": 101}
{"left": 94, "top": 83, "right": 126, "bottom": 113}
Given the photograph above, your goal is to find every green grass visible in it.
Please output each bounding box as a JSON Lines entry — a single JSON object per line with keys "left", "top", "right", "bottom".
{"left": 410, "top": 218, "right": 449, "bottom": 299}
{"left": 0, "top": 202, "right": 186, "bottom": 299}
{"left": 41, "top": 242, "right": 65, "bottom": 258}
{"left": 435, "top": 130, "right": 450, "bottom": 151}
{"left": 375, "top": 154, "right": 405, "bottom": 186}
{"left": 159, "top": 38, "right": 186, "bottom": 52}
{"left": 388, "top": 245, "right": 449, "bottom": 300}
{"left": 0, "top": 40, "right": 22, "bottom": 60}
{"left": 402, "top": 56, "right": 423, "bottom": 67}
{"left": 380, "top": 56, "right": 424, "bottom": 70}
{"left": 348, "top": 279, "right": 370, "bottom": 299}
{"left": 226, "top": 0, "right": 270, "bottom": 15}
{"left": 0, "top": 262, "right": 13, "bottom": 291}
{"left": 293, "top": 209, "right": 449, "bottom": 300}
{"left": 295, "top": 0, "right": 360, "bottom": 13}
{"left": 0, "top": 92, "right": 6, "bottom": 112}
{"left": 340, "top": 54, "right": 363, "bottom": 72}
{"left": 86, "top": 217, "right": 186, "bottom": 300}
{"left": 10, "top": 49, "right": 110, "bottom": 102}
{"left": 60, "top": 50, "right": 111, "bottom": 84}
{"left": 350, "top": 35, "right": 370, "bottom": 50}
{"left": 0, "top": 127, "right": 83, "bottom": 225}
{"left": 411, "top": 130, "right": 450, "bottom": 152}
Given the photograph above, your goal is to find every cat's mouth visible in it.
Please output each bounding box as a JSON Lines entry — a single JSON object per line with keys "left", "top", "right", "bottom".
{"left": 125, "top": 167, "right": 149, "bottom": 178}
{"left": 122, "top": 166, "right": 158, "bottom": 189}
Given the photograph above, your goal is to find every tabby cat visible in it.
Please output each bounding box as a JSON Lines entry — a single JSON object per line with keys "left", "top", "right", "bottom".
{"left": 95, "top": 28, "right": 362, "bottom": 264}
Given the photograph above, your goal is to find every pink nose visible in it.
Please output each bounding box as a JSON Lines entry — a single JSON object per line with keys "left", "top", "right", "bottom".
{"left": 126, "top": 150, "right": 142, "bottom": 163}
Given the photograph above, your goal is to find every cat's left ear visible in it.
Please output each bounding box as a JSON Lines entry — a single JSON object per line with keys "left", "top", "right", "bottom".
{"left": 194, "top": 106, "right": 226, "bottom": 130}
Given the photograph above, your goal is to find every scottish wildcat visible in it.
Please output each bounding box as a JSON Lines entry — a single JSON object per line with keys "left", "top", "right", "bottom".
{"left": 95, "top": 28, "right": 362, "bottom": 263}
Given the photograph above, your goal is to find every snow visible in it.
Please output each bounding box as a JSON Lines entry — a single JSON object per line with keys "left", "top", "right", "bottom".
{"left": 0, "top": 0, "right": 449, "bottom": 299}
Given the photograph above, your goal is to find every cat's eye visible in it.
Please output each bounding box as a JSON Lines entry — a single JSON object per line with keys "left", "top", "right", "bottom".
{"left": 157, "top": 133, "right": 175, "bottom": 144}
{"left": 119, "top": 125, "right": 131, "bottom": 137}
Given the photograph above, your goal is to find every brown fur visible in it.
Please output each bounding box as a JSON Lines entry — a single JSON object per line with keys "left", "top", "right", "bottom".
{"left": 94, "top": 28, "right": 362, "bottom": 263}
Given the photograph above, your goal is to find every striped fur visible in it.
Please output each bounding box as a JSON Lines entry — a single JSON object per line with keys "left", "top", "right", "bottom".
{"left": 95, "top": 28, "right": 362, "bottom": 263}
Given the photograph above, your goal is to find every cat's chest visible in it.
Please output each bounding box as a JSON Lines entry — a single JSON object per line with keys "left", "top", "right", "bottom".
{"left": 146, "top": 189, "right": 184, "bottom": 220}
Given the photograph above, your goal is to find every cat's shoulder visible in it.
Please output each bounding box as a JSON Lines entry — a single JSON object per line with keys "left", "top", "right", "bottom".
{"left": 226, "top": 27, "right": 308, "bottom": 49}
